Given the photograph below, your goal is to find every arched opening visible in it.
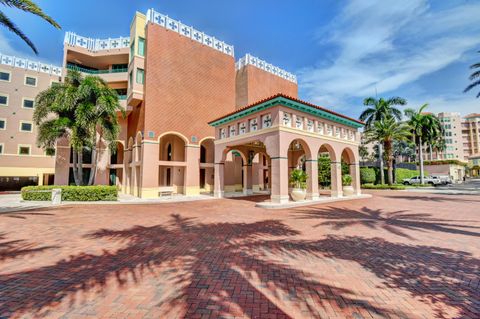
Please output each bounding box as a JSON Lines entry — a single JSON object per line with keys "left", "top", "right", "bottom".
{"left": 317, "top": 144, "right": 336, "bottom": 197}
{"left": 341, "top": 147, "right": 359, "bottom": 196}
{"left": 109, "top": 141, "right": 124, "bottom": 189}
{"left": 199, "top": 138, "right": 215, "bottom": 193}
{"left": 252, "top": 151, "right": 271, "bottom": 192}
{"left": 223, "top": 149, "right": 247, "bottom": 195}
{"left": 158, "top": 133, "right": 187, "bottom": 194}
{"left": 287, "top": 139, "right": 311, "bottom": 198}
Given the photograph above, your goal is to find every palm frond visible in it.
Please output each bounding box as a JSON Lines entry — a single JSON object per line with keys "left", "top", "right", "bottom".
{"left": 464, "top": 79, "right": 480, "bottom": 93}
{"left": 1, "top": 0, "right": 60, "bottom": 28}
{"left": 0, "top": 10, "right": 37, "bottom": 53}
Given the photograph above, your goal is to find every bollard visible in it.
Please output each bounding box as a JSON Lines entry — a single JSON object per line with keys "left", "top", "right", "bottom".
{"left": 51, "top": 188, "right": 62, "bottom": 205}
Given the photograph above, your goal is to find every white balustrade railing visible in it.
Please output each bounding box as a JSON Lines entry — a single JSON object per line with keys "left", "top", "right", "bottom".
{"left": 64, "top": 32, "right": 130, "bottom": 52}
{"left": 146, "top": 8, "right": 234, "bottom": 57}
{"left": 0, "top": 53, "right": 62, "bottom": 76}
{"left": 235, "top": 53, "right": 297, "bottom": 83}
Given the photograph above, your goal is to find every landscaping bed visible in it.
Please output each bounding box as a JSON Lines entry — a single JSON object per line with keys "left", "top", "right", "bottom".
{"left": 21, "top": 185, "right": 118, "bottom": 201}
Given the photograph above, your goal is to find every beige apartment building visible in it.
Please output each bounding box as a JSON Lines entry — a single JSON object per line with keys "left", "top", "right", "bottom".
{"left": 0, "top": 54, "right": 62, "bottom": 190}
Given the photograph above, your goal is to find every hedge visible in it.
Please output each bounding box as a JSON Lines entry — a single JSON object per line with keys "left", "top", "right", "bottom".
{"left": 360, "top": 167, "right": 376, "bottom": 184}
{"left": 21, "top": 185, "right": 118, "bottom": 201}
{"left": 395, "top": 168, "right": 421, "bottom": 182}
{"left": 422, "top": 159, "right": 467, "bottom": 166}
{"left": 361, "top": 183, "right": 406, "bottom": 190}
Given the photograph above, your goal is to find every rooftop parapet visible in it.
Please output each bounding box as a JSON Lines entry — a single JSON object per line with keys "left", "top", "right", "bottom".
{"left": 235, "top": 53, "right": 297, "bottom": 83}
{"left": 64, "top": 32, "right": 130, "bottom": 52}
{"left": 146, "top": 8, "right": 234, "bottom": 57}
{"left": 0, "top": 52, "right": 62, "bottom": 76}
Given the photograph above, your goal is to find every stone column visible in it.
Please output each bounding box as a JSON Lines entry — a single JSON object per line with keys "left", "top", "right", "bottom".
{"left": 350, "top": 162, "right": 361, "bottom": 195}
{"left": 214, "top": 163, "right": 224, "bottom": 198}
{"left": 139, "top": 142, "right": 159, "bottom": 198}
{"left": 244, "top": 164, "right": 253, "bottom": 195}
{"left": 306, "top": 159, "right": 319, "bottom": 200}
{"left": 331, "top": 161, "right": 343, "bottom": 197}
{"left": 270, "top": 156, "right": 289, "bottom": 203}
{"left": 184, "top": 145, "right": 200, "bottom": 196}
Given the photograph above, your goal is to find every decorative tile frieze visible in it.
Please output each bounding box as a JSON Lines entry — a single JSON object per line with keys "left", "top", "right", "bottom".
{"left": 64, "top": 32, "right": 130, "bottom": 52}
{"left": 262, "top": 114, "right": 272, "bottom": 128}
{"left": 0, "top": 53, "right": 62, "bottom": 76}
{"left": 146, "top": 8, "right": 234, "bottom": 57}
{"left": 235, "top": 53, "right": 297, "bottom": 83}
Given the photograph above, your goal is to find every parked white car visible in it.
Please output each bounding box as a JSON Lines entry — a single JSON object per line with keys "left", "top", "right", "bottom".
{"left": 430, "top": 175, "right": 452, "bottom": 185}
{"left": 403, "top": 176, "right": 441, "bottom": 186}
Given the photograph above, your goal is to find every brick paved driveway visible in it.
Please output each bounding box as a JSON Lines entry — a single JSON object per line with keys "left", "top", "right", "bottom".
{"left": 0, "top": 191, "right": 479, "bottom": 319}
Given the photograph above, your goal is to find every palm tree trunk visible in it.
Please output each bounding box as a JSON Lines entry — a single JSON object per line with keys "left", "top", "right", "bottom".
{"left": 72, "top": 149, "right": 80, "bottom": 186}
{"left": 77, "top": 150, "right": 84, "bottom": 186}
{"left": 419, "top": 137, "right": 425, "bottom": 184}
{"left": 429, "top": 145, "right": 433, "bottom": 161}
{"left": 378, "top": 142, "right": 385, "bottom": 184}
{"left": 88, "top": 143, "right": 98, "bottom": 186}
{"left": 385, "top": 141, "right": 393, "bottom": 185}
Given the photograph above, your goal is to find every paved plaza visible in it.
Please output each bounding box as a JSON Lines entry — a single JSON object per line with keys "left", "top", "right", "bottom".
{"left": 0, "top": 190, "right": 479, "bottom": 318}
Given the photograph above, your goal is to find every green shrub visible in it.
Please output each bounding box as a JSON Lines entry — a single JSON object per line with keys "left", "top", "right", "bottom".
{"left": 361, "top": 183, "right": 406, "bottom": 190}
{"left": 342, "top": 174, "right": 352, "bottom": 186}
{"left": 360, "top": 167, "right": 376, "bottom": 184}
{"left": 395, "top": 168, "right": 421, "bottom": 182}
{"left": 21, "top": 185, "right": 118, "bottom": 201}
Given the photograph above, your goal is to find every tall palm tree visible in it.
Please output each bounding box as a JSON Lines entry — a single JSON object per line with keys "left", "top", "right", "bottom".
{"left": 404, "top": 104, "right": 441, "bottom": 184}
{"left": 34, "top": 70, "right": 124, "bottom": 185}
{"left": 0, "top": 0, "right": 60, "bottom": 54}
{"left": 424, "top": 114, "right": 444, "bottom": 160}
{"left": 359, "top": 97, "right": 407, "bottom": 184}
{"left": 464, "top": 51, "right": 480, "bottom": 97}
{"left": 364, "top": 117, "right": 411, "bottom": 185}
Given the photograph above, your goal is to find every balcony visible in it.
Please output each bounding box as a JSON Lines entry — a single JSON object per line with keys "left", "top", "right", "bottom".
{"left": 66, "top": 63, "right": 128, "bottom": 82}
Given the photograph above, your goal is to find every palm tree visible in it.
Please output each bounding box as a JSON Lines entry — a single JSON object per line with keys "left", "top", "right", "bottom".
{"left": 404, "top": 104, "right": 441, "bottom": 184}
{"left": 424, "top": 114, "right": 444, "bottom": 160}
{"left": 34, "top": 70, "right": 124, "bottom": 185}
{"left": 364, "top": 117, "right": 411, "bottom": 185}
{"left": 0, "top": 0, "right": 60, "bottom": 54}
{"left": 359, "top": 97, "right": 407, "bottom": 184}
{"left": 464, "top": 51, "right": 480, "bottom": 97}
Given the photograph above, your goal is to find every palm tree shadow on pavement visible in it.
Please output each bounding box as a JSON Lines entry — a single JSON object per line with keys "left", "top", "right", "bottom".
{"left": 0, "top": 233, "right": 58, "bottom": 263}
{"left": 262, "top": 236, "right": 480, "bottom": 319}
{"left": 0, "top": 214, "right": 395, "bottom": 318}
{"left": 294, "top": 206, "right": 480, "bottom": 239}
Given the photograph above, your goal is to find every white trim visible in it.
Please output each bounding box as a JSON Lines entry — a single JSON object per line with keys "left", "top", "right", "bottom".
{"left": 146, "top": 8, "right": 234, "bottom": 57}
{"left": 17, "top": 144, "right": 31, "bottom": 156}
{"left": 0, "top": 93, "right": 8, "bottom": 106}
{"left": 0, "top": 117, "right": 6, "bottom": 130}
{"left": 64, "top": 32, "right": 130, "bottom": 52}
{"left": 0, "top": 53, "right": 62, "bottom": 75}
{"left": 0, "top": 69, "right": 11, "bottom": 82}
{"left": 21, "top": 97, "right": 35, "bottom": 109}
{"left": 24, "top": 75, "right": 38, "bottom": 87}
{"left": 235, "top": 54, "right": 297, "bottom": 83}
{"left": 19, "top": 120, "right": 33, "bottom": 132}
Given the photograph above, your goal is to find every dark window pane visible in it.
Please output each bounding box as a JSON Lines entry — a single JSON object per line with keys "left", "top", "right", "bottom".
{"left": 0, "top": 72, "right": 9, "bottom": 81}
{"left": 23, "top": 99, "right": 34, "bottom": 108}
{"left": 0, "top": 96, "right": 7, "bottom": 105}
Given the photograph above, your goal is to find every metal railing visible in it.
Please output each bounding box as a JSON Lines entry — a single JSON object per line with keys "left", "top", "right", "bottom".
{"left": 66, "top": 64, "right": 128, "bottom": 74}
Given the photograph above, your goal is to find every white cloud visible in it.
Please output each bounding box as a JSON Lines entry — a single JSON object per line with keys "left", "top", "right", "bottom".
{"left": 299, "top": 0, "right": 480, "bottom": 113}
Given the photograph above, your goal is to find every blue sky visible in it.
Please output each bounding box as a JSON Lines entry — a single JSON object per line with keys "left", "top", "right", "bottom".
{"left": 1, "top": 0, "right": 479, "bottom": 118}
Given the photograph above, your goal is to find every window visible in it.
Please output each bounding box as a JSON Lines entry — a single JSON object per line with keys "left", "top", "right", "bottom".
{"left": 25, "top": 76, "right": 37, "bottom": 86}
{"left": 22, "top": 98, "right": 35, "bottom": 109}
{"left": 20, "top": 121, "right": 33, "bottom": 132}
{"left": 18, "top": 145, "right": 31, "bottom": 155}
{"left": 0, "top": 119, "right": 5, "bottom": 130}
{"left": 129, "top": 71, "right": 133, "bottom": 86}
{"left": 0, "top": 71, "right": 10, "bottom": 82}
{"left": 0, "top": 94, "right": 8, "bottom": 106}
{"left": 0, "top": 143, "right": 3, "bottom": 154}
{"left": 138, "top": 37, "right": 145, "bottom": 56}
{"left": 136, "top": 68, "right": 144, "bottom": 84}
{"left": 45, "top": 148, "right": 55, "bottom": 156}
{"left": 167, "top": 143, "right": 172, "bottom": 161}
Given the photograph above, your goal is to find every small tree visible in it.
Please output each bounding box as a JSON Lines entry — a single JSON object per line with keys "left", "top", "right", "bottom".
{"left": 290, "top": 169, "right": 308, "bottom": 189}
{"left": 34, "top": 70, "right": 125, "bottom": 186}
